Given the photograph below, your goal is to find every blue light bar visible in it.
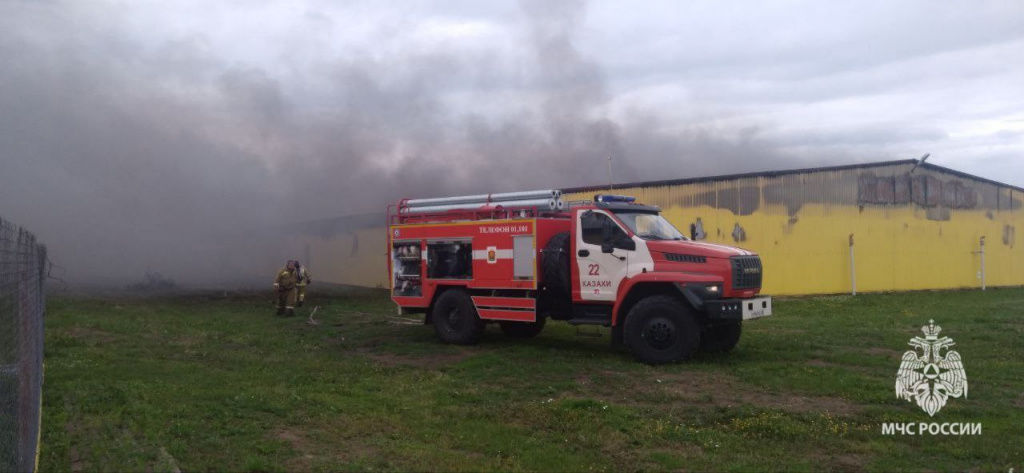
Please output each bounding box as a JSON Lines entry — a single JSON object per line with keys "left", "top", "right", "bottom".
{"left": 594, "top": 194, "right": 636, "bottom": 203}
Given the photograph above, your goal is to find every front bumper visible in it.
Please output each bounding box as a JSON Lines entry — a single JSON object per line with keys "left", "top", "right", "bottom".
{"left": 705, "top": 296, "right": 773, "bottom": 321}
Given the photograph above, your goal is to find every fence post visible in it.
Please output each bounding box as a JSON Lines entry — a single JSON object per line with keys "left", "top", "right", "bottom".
{"left": 849, "top": 234, "right": 856, "bottom": 296}
{"left": 972, "top": 236, "right": 986, "bottom": 291}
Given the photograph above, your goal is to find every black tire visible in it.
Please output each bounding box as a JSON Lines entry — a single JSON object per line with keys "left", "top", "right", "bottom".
{"left": 700, "top": 322, "right": 742, "bottom": 353}
{"left": 432, "top": 290, "right": 485, "bottom": 345}
{"left": 499, "top": 316, "right": 546, "bottom": 338}
{"left": 541, "top": 231, "right": 571, "bottom": 296}
{"left": 624, "top": 295, "right": 700, "bottom": 364}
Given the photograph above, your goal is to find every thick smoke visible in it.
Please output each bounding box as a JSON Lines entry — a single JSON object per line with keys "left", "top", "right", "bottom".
{"left": 0, "top": 1, "right": 907, "bottom": 286}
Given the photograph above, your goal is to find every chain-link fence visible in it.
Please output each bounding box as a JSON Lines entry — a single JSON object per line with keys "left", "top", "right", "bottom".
{"left": 0, "top": 217, "right": 46, "bottom": 473}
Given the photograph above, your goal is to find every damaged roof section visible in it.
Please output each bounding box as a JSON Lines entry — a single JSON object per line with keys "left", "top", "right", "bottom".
{"left": 289, "top": 159, "right": 1020, "bottom": 236}
{"left": 857, "top": 173, "right": 981, "bottom": 209}
{"left": 565, "top": 159, "right": 1022, "bottom": 221}
{"left": 563, "top": 159, "right": 1024, "bottom": 195}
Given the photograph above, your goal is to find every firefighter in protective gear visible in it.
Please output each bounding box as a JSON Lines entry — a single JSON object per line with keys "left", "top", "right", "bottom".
{"left": 273, "top": 260, "right": 298, "bottom": 316}
{"left": 295, "top": 261, "right": 312, "bottom": 308}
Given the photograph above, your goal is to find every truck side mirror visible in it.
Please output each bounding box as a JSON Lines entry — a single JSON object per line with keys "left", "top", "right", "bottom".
{"left": 602, "top": 239, "right": 634, "bottom": 253}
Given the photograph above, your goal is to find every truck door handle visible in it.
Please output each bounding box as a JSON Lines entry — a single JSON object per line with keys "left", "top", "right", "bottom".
{"left": 578, "top": 249, "right": 590, "bottom": 257}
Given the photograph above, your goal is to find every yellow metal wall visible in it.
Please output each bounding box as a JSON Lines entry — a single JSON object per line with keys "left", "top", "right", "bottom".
{"left": 288, "top": 162, "right": 1022, "bottom": 295}
{"left": 566, "top": 163, "right": 1022, "bottom": 295}
{"left": 283, "top": 226, "right": 389, "bottom": 288}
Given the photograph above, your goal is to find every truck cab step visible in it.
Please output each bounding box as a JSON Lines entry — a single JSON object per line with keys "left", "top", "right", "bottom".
{"left": 567, "top": 305, "right": 612, "bottom": 326}
{"left": 567, "top": 316, "right": 611, "bottom": 326}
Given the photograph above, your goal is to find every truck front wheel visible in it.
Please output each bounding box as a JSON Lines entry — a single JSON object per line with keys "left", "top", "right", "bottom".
{"left": 700, "top": 322, "right": 742, "bottom": 353}
{"left": 624, "top": 295, "right": 700, "bottom": 364}
{"left": 432, "top": 289, "right": 485, "bottom": 345}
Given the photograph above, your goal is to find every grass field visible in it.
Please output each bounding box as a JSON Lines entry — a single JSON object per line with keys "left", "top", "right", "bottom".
{"left": 39, "top": 287, "right": 1023, "bottom": 472}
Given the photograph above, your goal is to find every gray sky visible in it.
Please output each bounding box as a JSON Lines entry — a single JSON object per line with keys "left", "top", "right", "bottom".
{"left": 1, "top": 0, "right": 1022, "bottom": 284}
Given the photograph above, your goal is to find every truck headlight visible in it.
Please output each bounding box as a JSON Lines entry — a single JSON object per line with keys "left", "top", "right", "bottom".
{"left": 674, "top": 282, "right": 722, "bottom": 301}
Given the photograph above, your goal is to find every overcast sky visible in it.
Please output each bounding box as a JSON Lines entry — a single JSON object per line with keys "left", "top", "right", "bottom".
{"left": 1, "top": 0, "right": 1022, "bottom": 284}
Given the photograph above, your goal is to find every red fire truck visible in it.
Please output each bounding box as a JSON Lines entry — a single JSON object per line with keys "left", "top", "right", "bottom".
{"left": 387, "top": 191, "right": 771, "bottom": 364}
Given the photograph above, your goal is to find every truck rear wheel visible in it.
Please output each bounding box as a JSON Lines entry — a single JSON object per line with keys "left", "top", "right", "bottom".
{"left": 432, "top": 289, "right": 484, "bottom": 345}
{"left": 700, "top": 322, "right": 742, "bottom": 353}
{"left": 498, "top": 317, "right": 546, "bottom": 338}
{"left": 624, "top": 295, "right": 700, "bottom": 364}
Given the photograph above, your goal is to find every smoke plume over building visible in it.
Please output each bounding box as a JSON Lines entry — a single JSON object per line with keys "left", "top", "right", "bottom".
{"left": 1, "top": 0, "right": 1021, "bottom": 285}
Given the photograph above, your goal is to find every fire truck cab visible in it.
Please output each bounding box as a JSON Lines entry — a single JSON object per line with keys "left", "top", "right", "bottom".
{"left": 388, "top": 192, "right": 771, "bottom": 364}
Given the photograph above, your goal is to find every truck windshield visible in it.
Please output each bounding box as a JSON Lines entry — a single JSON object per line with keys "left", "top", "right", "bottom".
{"left": 613, "top": 212, "right": 687, "bottom": 241}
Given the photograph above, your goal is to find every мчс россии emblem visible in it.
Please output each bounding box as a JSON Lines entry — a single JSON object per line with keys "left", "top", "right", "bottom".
{"left": 895, "top": 320, "right": 968, "bottom": 416}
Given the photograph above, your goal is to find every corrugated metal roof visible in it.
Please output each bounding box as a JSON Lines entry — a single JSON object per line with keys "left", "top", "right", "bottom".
{"left": 562, "top": 159, "right": 1024, "bottom": 194}
{"left": 916, "top": 162, "right": 1024, "bottom": 193}
{"left": 299, "top": 159, "right": 1022, "bottom": 229}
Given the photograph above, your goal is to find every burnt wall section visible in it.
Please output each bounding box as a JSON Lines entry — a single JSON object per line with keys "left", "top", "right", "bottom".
{"left": 288, "top": 212, "right": 382, "bottom": 240}
{"left": 762, "top": 173, "right": 809, "bottom": 216}
{"left": 565, "top": 160, "right": 1022, "bottom": 222}
{"left": 858, "top": 173, "right": 979, "bottom": 209}
{"left": 856, "top": 166, "right": 1022, "bottom": 221}
{"left": 689, "top": 185, "right": 762, "bottom": 216}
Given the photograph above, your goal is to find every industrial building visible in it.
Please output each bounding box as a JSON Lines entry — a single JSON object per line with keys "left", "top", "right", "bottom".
{"left": 281, "top": 159, "right": 1022, "bottom": 295}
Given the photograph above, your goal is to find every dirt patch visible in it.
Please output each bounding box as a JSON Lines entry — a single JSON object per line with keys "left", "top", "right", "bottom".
{"left": 67, "top": 422, "right": 86, "bottom": 473}
{"left": 274, "top": 429, "right": 316, "bottom": 471}
{"left": 273, "top": 426, "right": 381, "bottom": 470}
{"left": 65, "top": 327, "right": 118, "bottom": 343}
{"left": 813, "top": 452, "right": 866, "bottom": 472}
{"left": 325, "top": 335, "right": 349, "bottom": 347}
{"left": 807, "top": 357, "right": 874, "bottom": 375}
{"left": 835, "top": 453, "right": 866, "bottom": 470}
{"left": 64, "top": 399, "right": 87, "bottom": 473}
{"left": 665, "top": 372, "right": 860, "bottom": 415}
{"left": 155, "top": 447, "right": 182, "bottom": 473}
{"left": 758, "top": 327, "right": 807, "bottom": 335}
{"left": 1001, "top": 321, "right": 1024, "bottom": 333}
{"left": 276, "top": 429, "right": 310, "bottom": 450}
{"left": 357, "top": 349, "right": 472, "bottom": 369}
{"left": 168, "top": 335, "right": 204, "bottom": 347}
{"left": 591, "top": 371, "right": 861, "bottom": 415}
{"left": 652, "top": 444, "right": 703, "bottom": 458}
{"left": 863, "top": 347, "right": 903, "bottom": 359}
{"left": 1015, "top": 393, "right": 1024, "bottom": 409}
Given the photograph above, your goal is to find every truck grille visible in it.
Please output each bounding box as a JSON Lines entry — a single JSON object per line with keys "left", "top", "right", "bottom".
{"left": 731, "top": 255, "right": 762, "bottom": 290}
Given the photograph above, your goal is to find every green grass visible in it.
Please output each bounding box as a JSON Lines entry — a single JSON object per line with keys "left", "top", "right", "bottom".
{"left": 38, "top": 287, "right": 1024, "bottom": 472}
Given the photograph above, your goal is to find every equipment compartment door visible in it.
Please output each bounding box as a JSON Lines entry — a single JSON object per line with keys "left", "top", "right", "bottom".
{"left": 512, "top": 235, "right": 534, "bottom": 280}
{"left": 575, "top": 210, "right": 630, "bottom": 302}
{"left": 392, "top": 240, "right": 423, "bottom": 297}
